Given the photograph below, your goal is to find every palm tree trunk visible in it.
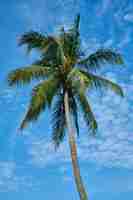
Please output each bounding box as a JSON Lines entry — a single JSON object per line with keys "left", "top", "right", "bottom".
{"left": 64, "top": 91, "right": 88, "bottom": 200}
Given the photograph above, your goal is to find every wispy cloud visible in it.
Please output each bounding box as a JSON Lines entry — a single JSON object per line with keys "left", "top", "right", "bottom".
{"left": 96, "top": 0, "right": 112, "bottom": 16}
{"left": 117, "top": 29, "right": 132, "bottom": 49}
{"left": 103, "top": 39, "right": 113, "bottom": 48}
{"left": 124, "top": 12, "right": 133, "bottom": 22}
{"left": 16, "top": 0, "right": 80, "bottom": 32}
{"left": 0, "top": 161, "right": 41, "bottom": 192}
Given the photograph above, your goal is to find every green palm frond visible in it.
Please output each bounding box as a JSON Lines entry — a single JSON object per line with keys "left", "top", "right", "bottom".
{"left": 20, "top": 76, "right": 59, "bottom": 129}
{"left": 79, "top": 70, "right": 124, "bottom": 97}
{"left": 43, "top": 39, "right": 64, "bottom": 65}
{"left": 51, "top": 93, "right": 66, "bottom": 148}
{"left": 19, "top": 31, "right": 58, "bottom": 54}
{"left": 59, "top": 14, "right": 80, "bottom": 61}
{"left": 32, "top": 58, "right": 50, "bottom": 66}
{"left": 74, "top": 14, "right": 80, "bottom": 32}
{"left": 7, "top": 65, "right": 51, "bottom": 86}
{"left": 78, "top": 48, "right": 124, "bottom": 71}
{"left": 67, "top": 68, "right": 90, "bottom": 92}
{"left": 77, "top": 91, "right": 97, "bottom": 134}
{"left": 68, "top": 91, "right": 79, "bottom": 136}
{"left": 69, "top": 14, "right": 80, "bottom": 37}
{"left": 19, "top": 31, "right": 46, "bottom": 53}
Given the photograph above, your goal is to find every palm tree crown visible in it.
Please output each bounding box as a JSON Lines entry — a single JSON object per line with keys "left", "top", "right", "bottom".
{"left": 8, "top": 14, "right": 124, "bottom": 147}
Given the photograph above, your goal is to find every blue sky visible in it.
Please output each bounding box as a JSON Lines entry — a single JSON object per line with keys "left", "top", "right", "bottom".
{"left": 0, "top": 0, "right": 133, "bottom": 199}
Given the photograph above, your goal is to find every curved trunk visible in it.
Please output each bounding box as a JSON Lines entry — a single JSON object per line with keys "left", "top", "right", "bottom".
{"left": 64, "top": 91, "right": 88, "bottom": 200}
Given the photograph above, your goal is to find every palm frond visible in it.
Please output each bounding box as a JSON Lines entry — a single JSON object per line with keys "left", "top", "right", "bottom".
{"left": 67, "top": 68, "right": 90, "bottom": 92}
{"left": 74, "top": 14, "right": 80, "bottom": 32}
{"left": 43, "top": 39, "right": 64, "bottom": 65}
{"left": 51, "top": 93, "right": 66, "bottom": 148}
{"left": 59, "top": 14, "right": 80, "bottom": 62}
{"left": 19, "top": 31, "right": 47, "bottom": 53}
{"left": 19, "top": 31, "right": 58, "bottom": 54}
{"left": 69, "top": 14, "right": 80, "bottom": 36}
{"left": 68, "top": 91, "right": 79, "bottom": 136}
{"left": 20, "top": 77, "right": 59, "bottom": 129}
{"left": 7, "top": 65, "right": 51, "bottom": 86}
{"left": 77, "top": 91, "right": 97, "bottom": 134}
{"left": 80, "top": 70, "right": 124, "bottom": 97}
{"left": 78, "top": 48, "right": 124, "bottom": 71}
{"left": 69, "top": 14, "right": 81, "bottom": 60}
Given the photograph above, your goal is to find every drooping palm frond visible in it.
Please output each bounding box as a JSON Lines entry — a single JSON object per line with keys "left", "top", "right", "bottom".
{"left": 78, "top": 48, "right": 124, "bottom": 71}
{"left": 19, "top": 31, "right": 59, "bottom": 55}
{"left": 20, "top": 76, "right": 59, "bottom": 129}
{"left": 76, "top": 91, "right": 97, "bottom": 134}
{"left": 51, "top": 93, "right": 66, "bottom": 148}
{"left": 68, "top": 91, "right": 79, "bottom": 136}
{"left": 7, "top": 65, "right": 51, "bottom": 86}
{"left": 67, "top": 68, "right": 91, "bottom": 93}
{"left": 32, "top": 58, "right": 50, "bottom": 66}
{"left": 43, "top": 39, "right": 64, "bottom": 65}
{"left": 67, "top": 69, "right": 97, "bottom": 134}
{"left": 19, "top": 31, "right": 47, "bottom": 53}
{"left": 79, "top": 70, "right": 124, "bottom": 97}
{"left": 32, "top": 56, "right": 61, "bottom": 67}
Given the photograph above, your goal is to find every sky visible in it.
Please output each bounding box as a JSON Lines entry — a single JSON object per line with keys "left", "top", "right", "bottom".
{"left": 0, "top": 0, "right": 133, "bottom": 199}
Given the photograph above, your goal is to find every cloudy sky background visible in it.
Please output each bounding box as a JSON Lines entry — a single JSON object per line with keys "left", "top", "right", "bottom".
{"left": 0, "top": 0, "right": 133, "bottom": 199}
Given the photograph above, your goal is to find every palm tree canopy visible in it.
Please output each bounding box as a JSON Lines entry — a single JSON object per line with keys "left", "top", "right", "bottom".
{"left": 8, "top": 14, "right": 124, "bottom": 147}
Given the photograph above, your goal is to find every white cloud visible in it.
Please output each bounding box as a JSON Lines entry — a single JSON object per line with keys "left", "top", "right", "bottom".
{"left": 82, "top": 38, "right": 101, "bottom": 55}
{"left": 28, "top": 140, "right": 70, "bottom": 168}
{"left": 124, "top": 13, "right": 133, "bottom": 22}
{"left": 0, "top": 161, "right": 41, "bottom": 192}
{"left": 17, "top": 0, "right": 80, "bottom": 33}
{"left": 0, "top": 162, "right": 15, "bottom": 179}
{"left": 117, "top": 30, "right": 132, "bottom": 49}
{"left": 96, "top": 0, "right": 112, "bottom": 16}
{"left": 103, "top": 39, "right": 113, "bottom": 48}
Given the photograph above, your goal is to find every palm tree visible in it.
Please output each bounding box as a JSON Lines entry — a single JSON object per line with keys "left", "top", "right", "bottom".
{"left": 7, "top": 14, "right": 124, "bottom": 200}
